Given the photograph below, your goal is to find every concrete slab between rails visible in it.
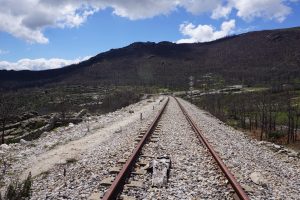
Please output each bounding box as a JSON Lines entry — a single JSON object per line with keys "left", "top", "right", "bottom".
{"left": 133, "top": 169, "right": 147, "bottom": 175}
{"left": 125, "top": 181, "right": 143, "bottom": 188}
{"left": 100, "top": 177, "right": 115, "bottom": 186}
{"left": 109, "top": 166, "right": 122, "bottom": 174}
{"left": 117, "top": 158, "right": 127, "bottom": 164}
{"left": 88, "top": 192, "right": 100, "bottom": 200}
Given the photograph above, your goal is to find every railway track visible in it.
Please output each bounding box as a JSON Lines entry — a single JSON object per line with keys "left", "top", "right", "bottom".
{"left": 100, "top": 96, "right": 249, "bottom": 200}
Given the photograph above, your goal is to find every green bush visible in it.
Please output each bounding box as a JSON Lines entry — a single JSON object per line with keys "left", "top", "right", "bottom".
{"left": 4, "top": 173, "right": 32, "bottom": 200}
{"left": 20, "top": 173, "right": 32, "bottom": 199}
{"left": 269, "top": 130, "right": 285, "bottom": 140}
{"left": 5, "top": 181, "right": 20, "bottom": 200}
{"left": 226, "top": 119, "right": 238, "bottom": 129}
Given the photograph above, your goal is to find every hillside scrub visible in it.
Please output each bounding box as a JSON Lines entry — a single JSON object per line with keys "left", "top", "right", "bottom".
{"left": 192, "top": 90, "right": 300, "bottom": 145}
{"left": 101, "top": 88, "right": 141, "bottom": 112}
{"left": 3, "top": 173, "right": 32, "bottom": 200}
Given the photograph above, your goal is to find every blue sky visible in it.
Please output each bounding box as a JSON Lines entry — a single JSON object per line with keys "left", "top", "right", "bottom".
{"left": 0, "top": 0, "right": 299, "bottom": 70}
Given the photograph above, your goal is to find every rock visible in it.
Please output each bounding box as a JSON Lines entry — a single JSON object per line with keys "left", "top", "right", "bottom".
{"left": 250, "top": 172, "right": 267, "bottom": 186}
{"left": 76, "top": 109, "right": 88, "bottom": 118}
{"left": 287, "top": 151, "right": 298, "bottom": 158}
{"left": 21, "top": 112, "right": 37, "bottom": 120}
{"left": 271, "top": 144, "right": 282, "bottom": 151}
{"left": 20, "top": 139, "right": 28, "bottom": 144}
{"left": 40, "top": 131, "right": 49, "bottom": 137}
{"left": 277, "top": 149, "right": 289, "bottom": 154}
{"left": 257, "top": 141, "right": 268, "bottom": 146}
{"left": 68, "top": 123, "right": 74, "bottom": 127}
{"left": 1, "top": 144, "right": 10, "bottom": 150}
{"left": 91, "top": 174, "right": 99, "bottom": 181}
{"left": 241, "top": 184, "right": 255, "bottom": 193}
{"left": 114, "top": 128, "right": 122, "bottom": 133}
{"left": 152, "top": 155, "right": 171, "bottom": 187}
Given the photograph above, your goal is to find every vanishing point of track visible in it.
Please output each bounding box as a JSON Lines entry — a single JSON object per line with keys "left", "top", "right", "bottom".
{"left": 102, "top": 96, "right": 250, "bottom": 200}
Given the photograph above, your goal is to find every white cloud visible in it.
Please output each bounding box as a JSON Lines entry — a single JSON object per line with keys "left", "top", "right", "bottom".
{"left": 0, "top": 0, "right": 98, "bottom": 44}
{"left": 0, "top": 56, "right": 90, "bottom": 71}
{"left": 0, "top": 0, "right": 297, "bottom": 44}
{"left": 101, "top": 0, "right": 177, "bottom": 20}
{"left": 233, "top": 0, "right": 291, "bottom": 22}
{"left": 0, "top": 12, "right": 49, "bottom": 44}
{"left": 177, "top": 19, "right": 236, "bottom": 43}
{"left": 179, "top": 0, "right": 220, "bottom": 15}
{"left": 211, "top": 5, "right": 232, "bottom": 19}
{"left": 212, "top": 0, "right": 292, "bottom": 22}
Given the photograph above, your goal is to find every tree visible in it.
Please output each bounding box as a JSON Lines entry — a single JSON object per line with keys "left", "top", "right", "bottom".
{"left": 52, "top": 90, "right": 70, "bottom": 119}
{"left": 295, "top": 106, "right": 300, "bottom": 141}
{"left": 285, "top": 91, "right": 297, "bottom": 144}
{"left": 0, "top": 94, "right": 18, "bottom": 144}
{"left": 256, "top": 92, "right": 268, "bottom": 140}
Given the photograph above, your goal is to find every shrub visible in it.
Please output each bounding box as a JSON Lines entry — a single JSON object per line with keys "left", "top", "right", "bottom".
{"left": 269, "top": 130, "right": 285, "bottom": 140}
{"left": 20, "top": 173, "right": 32, "bottom": 199}
{"left": 5, "top": 181, "right": 19, "bottom": 200}
{"left": 4, "top": 173, "right": 32, "bottom": 200}
{"left": 102, "top": 88, "right": 140, "bottom": 112}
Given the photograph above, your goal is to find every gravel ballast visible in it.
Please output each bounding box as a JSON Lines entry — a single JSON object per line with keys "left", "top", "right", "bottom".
{"left": 1, "top": 96, "right": 299, "bottom": 200}
{"left": 122, "top": 97, "right": 233, "bottom": 199}
{"left": 0, "top": 96, "right": 165, "bottom": 199}
{"left": 179, "top": 98, "right": 300, "bottom": 200}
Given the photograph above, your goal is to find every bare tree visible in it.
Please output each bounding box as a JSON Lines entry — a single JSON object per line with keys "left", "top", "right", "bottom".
{"left": 295, "top": 105, "right": 300, "bottom": 141}
{"left": 0, "top": 94, "right": 18, "bottom": 144}
{"left": 52, "top": 90, "right": 70, "bottom": 119}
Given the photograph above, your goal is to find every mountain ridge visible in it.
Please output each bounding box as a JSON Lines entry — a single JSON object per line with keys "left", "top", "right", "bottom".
{"left": 1, "top": 26, "right": 300, "bottom": 90}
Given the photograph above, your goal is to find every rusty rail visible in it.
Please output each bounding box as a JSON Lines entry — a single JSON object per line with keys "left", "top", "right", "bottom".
{"left": 102, "top": 97, "right": 169, "bottom": 200}
{"left": 175, "top": 97, "right": 250, "bottom": 200}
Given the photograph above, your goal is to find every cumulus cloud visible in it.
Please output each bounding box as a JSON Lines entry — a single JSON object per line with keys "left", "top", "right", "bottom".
{"left": 233, "top": 0, "right": 291, "bottom": 22}
{"left": 179, "top": 0, "right": 220, "bottom": 15}
{"left": 0, "top": 0, "right": 297, "bottom": 44}
{"left": 0, "top": 56, "right": 90, "bottom": 71}
{"left": 211, "top": 0, "right": 292, "bottom": 22}
{"left": 177, "top": 19, "right": 235, "bottom": 43}
{"left": 0, "top": 0, "right": 98, "bottom": 43}
{"left": 211, "top": 5, "right": 232, "bottom": 19}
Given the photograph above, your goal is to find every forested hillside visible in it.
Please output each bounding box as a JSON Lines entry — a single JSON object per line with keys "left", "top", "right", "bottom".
{"left": 1, "top": 27, "right": 300, "bottom": 90}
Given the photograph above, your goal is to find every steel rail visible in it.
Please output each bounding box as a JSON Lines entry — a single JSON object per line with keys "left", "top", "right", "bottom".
{"left": 102, "top": 97, "right": 169, "bottom": 200}
{"left": 175, "top": 97, "right": 250, "bottom": 200}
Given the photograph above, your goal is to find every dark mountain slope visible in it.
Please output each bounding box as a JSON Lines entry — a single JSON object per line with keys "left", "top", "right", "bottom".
{"left": 1, "top": 27, "right": 300, "bottom": 90}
